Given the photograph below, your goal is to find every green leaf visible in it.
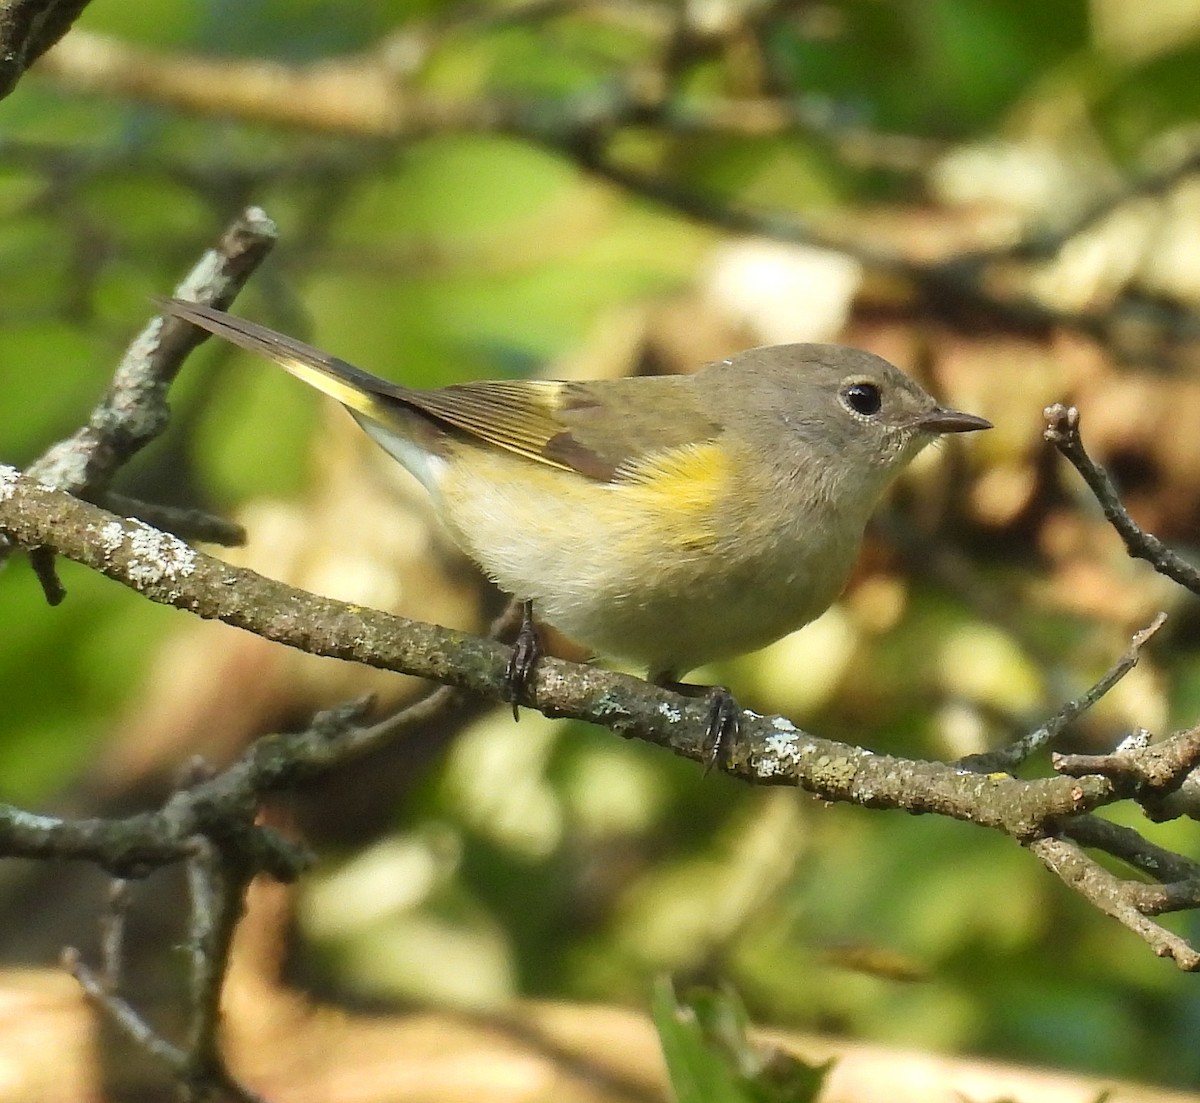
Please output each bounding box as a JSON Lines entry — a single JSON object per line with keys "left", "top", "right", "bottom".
{"left": 652, "top": 979, "right": 832, "bottom": 1103}
{"left": 653, "top": 977, "right": 750, "bottom": 1103}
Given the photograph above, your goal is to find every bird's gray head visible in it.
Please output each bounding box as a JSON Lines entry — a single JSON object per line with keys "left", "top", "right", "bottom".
{"left": 701, "top": 342, "right": 991, "bottom": 499}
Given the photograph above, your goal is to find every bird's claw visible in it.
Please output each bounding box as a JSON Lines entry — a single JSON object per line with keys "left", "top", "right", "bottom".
{"left": 702, "top": 687, "right": 740, "bottom": 775}
{"left": 503, "top": 600, "right": 541, "bottom": 720}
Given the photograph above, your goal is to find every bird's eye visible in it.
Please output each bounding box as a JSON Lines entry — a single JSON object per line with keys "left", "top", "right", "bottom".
{"left": 843, "top": 382, "right": 882, "bottom": 417}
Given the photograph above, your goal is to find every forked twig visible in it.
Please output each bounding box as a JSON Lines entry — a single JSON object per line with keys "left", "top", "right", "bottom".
{"left": 1030, "top": 837, "right": 1200, "bottom": 970}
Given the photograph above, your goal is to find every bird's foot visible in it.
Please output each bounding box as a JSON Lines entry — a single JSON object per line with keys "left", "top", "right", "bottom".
{"left": 701, "top": 686, "right": 740, "bottom": 774}
{"left": 659, "top": 680, "right": 741, "bottom": 774}
{"left": 503, "top": 600, "right": 541, "bottom": 720}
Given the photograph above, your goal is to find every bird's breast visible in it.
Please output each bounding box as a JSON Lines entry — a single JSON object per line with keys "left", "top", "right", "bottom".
{"left": 433, "top": 440, "right": 862, "bottom": 677}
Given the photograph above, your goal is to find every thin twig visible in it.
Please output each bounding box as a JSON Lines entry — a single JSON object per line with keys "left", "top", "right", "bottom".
{"left": 1029, "top": 837, "right": 1200, "bottom": 970}
{"left": 100, "top": 492, "right": 247, "bottom": 547}
{"left": 63, "top": 947, "right": 188, "bottom": 1067}
{"left": 27, "top": 544, "right": 66, "bottom": 605}
{"left": 99, "top": 878, "right": 132, "bottom": 989}
{"left": 67, "top": 942, "right": 271, "bottom": 1101}
{"left": 958, "top": 613, "right": 1166, "bottom": 774}
{"left": 1061, "top": 814, "right": 1200, "bottom": 884}
{"left": 23, "top": 207, "right": 277, "bottom": 500}
{"left": 184, "top": 837, "right": 254, "bottom": 1095}
{"left": 1002, "top": 148, "right": 1200, "bottom": 262}
{"left": 0, "top": 207, "right": 275, "bottom": 574}
{"left": 1044, "top": 404, "right": 1200, "bottom": 595}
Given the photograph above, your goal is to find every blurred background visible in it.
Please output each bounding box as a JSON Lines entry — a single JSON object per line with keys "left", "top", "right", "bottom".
{"left": 2, "top": 0, "right": 1200, "bottom": 1098}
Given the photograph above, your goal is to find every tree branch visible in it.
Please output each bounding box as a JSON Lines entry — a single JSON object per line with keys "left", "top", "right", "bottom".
{"left": 1044, "top": 403, "right": 1200, "bottom": 596}
{"left": 7, "top": 465, "right": 1200, "bottom": 977}
{"left": 0, "top": 0, "right": 93, "bottom": 102}
{"left": 958, "top": 613, "right": 1166, "bottom": 774}
{"left": 33, "top": 28, "right": 1200, "bottom": 351}
{"left": 24, "top": 206, "right": 277, "bottom": 499}
{"left": 0, "top": 465, "right": 1126, "bottom": 835}
{"left": 1030, "top": 837, "right": 1200, "bottom": 970}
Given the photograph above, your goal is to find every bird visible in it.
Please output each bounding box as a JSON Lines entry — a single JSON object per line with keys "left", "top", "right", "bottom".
{"left": 158, "top": 297, "right": 990, "bottom": 760}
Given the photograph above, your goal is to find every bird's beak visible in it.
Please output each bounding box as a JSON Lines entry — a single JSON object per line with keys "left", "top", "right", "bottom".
{"left": 918, "top": 407, "right": 992, "bottom": 434}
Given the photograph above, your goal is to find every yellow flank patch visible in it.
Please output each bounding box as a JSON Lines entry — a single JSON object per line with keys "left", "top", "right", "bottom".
{"left": 276, "top": 355, "right": 389, "bottom": 419}
{"left": 616, "top": 440, "right": 728, "bottom": 518}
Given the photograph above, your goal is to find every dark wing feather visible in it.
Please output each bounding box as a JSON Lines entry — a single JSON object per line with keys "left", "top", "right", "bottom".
{"left": 405, "top": 375, "right": 724, "bottom": 483}
{"left": 410, "top": 380, "right": 581, "bottom": 471}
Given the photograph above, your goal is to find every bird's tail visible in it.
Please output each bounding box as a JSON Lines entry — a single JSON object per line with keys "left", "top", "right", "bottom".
{"left": 155, "top": 297, "right": 409, "bottom": 420}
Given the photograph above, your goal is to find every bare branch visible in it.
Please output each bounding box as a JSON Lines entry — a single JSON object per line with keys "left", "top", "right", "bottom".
{"left": 23, "top": 207, "right": 277, "bottom": 499}
{"left": 99, "top": 492, "right": 247, "bottom": 547}
{"left": 1002, "top": 148, "right": 1200, "bottom": 262}
{"left": 63, "top": 946, "right": 188, "bottom": 1066}
{"left": 1054, "top": 725, "right": 1200, "bottom": 822}
{"left": 0, "top": 205, "right": 273, "bottom": 591}
{"left": 1030, "top": 837, "right": 1200, "bottom": 970}
{"left": 31, "top": 30, "right": 1200, "bottom": 351}
{"left": 65, "top": 940, "right": 268, "bottom": 1102}
{"left": 27, "top": 543, "right": 66, "bottom": 605}
{"left": 959, "top": 614, "right": 1166, "bottom": 774}
{"left": 1044, "top": 404, "right": 1200, "bottom": 595}
{"left": 1061, "top": 815, "right": 1200, "bottom": 884}
{"left": 183, "top": 837, "right": 255, "bottom": 1098}
{"left": 0, "top": 468, "right": 1124, "bottom": 838}
{"left": 0, "top": 0, "right": 93, "bottom": 101}
{"left": 99, "top": 878, "right": 132, "bottom": 989}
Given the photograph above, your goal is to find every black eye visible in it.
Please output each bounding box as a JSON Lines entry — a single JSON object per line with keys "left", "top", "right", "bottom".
{"left": 843, "top": 382, "right": 882, "bottom": 417}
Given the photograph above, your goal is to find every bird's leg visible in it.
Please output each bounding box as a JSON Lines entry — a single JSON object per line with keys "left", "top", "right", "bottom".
{"left": 652, "top": 673, "right": 740, "bottom": 774}
{"left": 503, "top": 599, "right": 542, "bottom": 720}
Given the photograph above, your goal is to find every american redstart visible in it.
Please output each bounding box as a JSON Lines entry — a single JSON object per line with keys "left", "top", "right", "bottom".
{"left": 159, "top": 298, "right": 990, "bottom": 754}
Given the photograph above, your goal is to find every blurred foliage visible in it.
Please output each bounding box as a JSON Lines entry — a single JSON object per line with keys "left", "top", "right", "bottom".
{"left": 3, "top": 0, "right": 1200, "bottom": 1096}
{"left": 652, "top": 979, "right": 831, "bottom": 1103}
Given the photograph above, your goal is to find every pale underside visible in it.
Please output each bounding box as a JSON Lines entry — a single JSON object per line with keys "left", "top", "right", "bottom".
{"left": 431, "top": 435, "right": 863, "bottom": 680}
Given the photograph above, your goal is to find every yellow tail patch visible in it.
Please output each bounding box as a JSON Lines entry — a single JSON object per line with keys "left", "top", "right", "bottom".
{"left": 272, "top": 354, "right": 391, "bottom": 421}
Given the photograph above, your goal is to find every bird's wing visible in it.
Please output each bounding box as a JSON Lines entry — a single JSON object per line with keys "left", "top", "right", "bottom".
{"left": 412, "top": 376, "right": 725, "bottom": 483}
{"left": 158, "top": 298, "right": 724, "bottom": 484}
